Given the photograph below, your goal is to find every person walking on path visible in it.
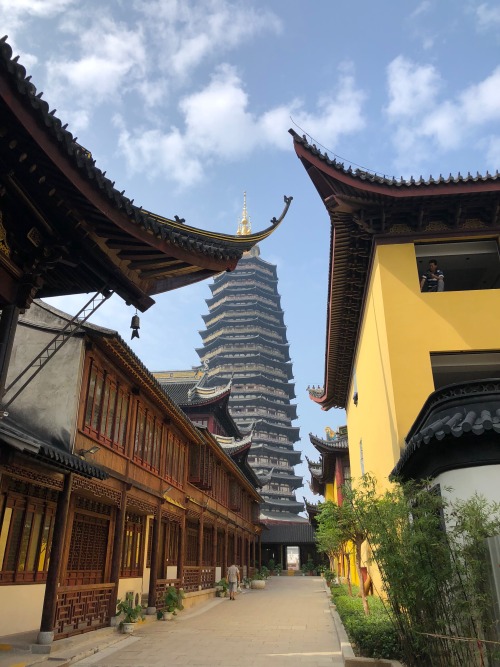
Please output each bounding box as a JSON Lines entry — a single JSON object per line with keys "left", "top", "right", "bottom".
{"left": 227, "top": 562, "right": 240, "bottom": 600}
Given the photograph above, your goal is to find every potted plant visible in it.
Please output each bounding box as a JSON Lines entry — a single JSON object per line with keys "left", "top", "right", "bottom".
{"left": 267, "top": 558, "right": 276, "bottom": 574}
{"left": 242, "top": 576, "right": 251, "bottom": 589}
{"left": 300, "top": 564, "right": 308, "bottom": 576}
{"left": 250, "top": 570, "right": 266, "bottom": 589}
{"left": 215, "top": 578, "right": 229, "bottom": 597}
{"left": 275, "top": 563, "right": 283, "bottom": 576}
{"left": 158, "top": 586, "right": 185, "bottom": 620}
{"left": 116, "top": 594, "right": 144, "bottom": 633}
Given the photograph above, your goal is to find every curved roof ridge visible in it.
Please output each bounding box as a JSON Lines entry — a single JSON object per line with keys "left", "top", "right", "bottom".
{"left": 289, "top": 128, "right": 500, "bottom": 189}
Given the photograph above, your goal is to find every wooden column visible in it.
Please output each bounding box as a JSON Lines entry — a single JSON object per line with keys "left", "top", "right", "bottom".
{"left": 224, "top": 525, "right": 228, "bottom": 573}
{"left": 147, "top": 504, "right": 161, "bottom": 612}
{"left": 0, "top": 304, "right": 19, "bottom": 400}
{"left": 198, "top": 514, "right": 204, "bottom": 565}
{"left": 178, "top": 513, "right": 186, "bottom": 586}
{"left": 108, "top": 488, "right": 127, "bottom": 618}
{"left": 258, "top": 533, "right": 262, "bottom": 569}
{"left": 38, "top": 472, "right": 73, "bottom": 644}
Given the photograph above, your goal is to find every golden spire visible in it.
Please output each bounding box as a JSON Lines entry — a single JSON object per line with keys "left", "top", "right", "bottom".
{"left": 237, "top": 191, "right": 251, "bottom": 236}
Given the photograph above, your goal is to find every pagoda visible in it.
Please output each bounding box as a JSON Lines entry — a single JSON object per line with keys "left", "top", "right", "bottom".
{"left": 197, "top": 194, "right": 304, "bottom": 522}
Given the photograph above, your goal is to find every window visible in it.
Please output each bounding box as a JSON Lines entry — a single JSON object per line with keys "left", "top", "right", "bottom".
{"left": 415, "top": 240, "right": 500, "bottom": 292}
{"left": 83, "top": 359, "right": 129, "bottom": 452}
{"left": 0, "top": 490, "right": 55, "bottom": 583}
{"left": 121, "top": 513, "right": 145, "bottom": 578}
{"left": 431, "top": 351, "right": 500, "bottom": 389}
{"left": 133, "top": 406, "right": 162, "bottom": 472}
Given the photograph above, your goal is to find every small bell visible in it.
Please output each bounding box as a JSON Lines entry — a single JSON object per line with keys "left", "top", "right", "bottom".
{"left": 130, "top": 312, "right": 140, "bottom": 339}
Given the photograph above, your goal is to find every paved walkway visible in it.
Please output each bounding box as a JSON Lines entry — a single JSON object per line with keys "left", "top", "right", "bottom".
{"left": 0, "top": 576, "right": 343, "bottom": 667}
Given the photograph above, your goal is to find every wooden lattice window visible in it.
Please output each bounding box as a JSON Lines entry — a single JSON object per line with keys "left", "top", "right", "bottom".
{"left": 133, "top": 406, "right": 161, "bottom": 473}
{"left": 166, "top": 521, "right": 179, "bottom": 566}
{"left": 216, "top": 530, "right": 225, "bottom": 566}
{"left": 189, "top": 444, "right": 213, "bottom": 490}
{"left": 83, "top": 359, "right": 129, "bottom": 452}
{"left": 202, "top": 525, "right": 214, "bottom": 566}
{"left": 66, "top": 512, "right": 109, "bottom": 585}
{"left": 0, "top": 491, "right": 55, "bottom": 584}
{"left": 146, "top": 518, "right": 154, "bottom": 569}
{"left": 186, "top": 521, "right": 199, "bottom": 566}
{"left": 229, "top": 479, "right": 241, "bottom": 512}
{"left": 165, "top": 431, "right": 186, "bottom": 486}
{"left": 121, "top": 513, "right": 145, "bottom": 578}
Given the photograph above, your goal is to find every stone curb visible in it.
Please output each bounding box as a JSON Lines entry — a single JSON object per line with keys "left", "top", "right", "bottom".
{"left": 323, "top": 580, "right": 403, "bottom": 667}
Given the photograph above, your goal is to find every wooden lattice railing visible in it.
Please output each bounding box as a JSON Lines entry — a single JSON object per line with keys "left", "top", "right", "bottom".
{"left": 182, "top": 566, "right": 216, "bottom": 592}
{"left": 155, "top": 578, "right": 181, "bottom": 608}
{"left": 54, "top": 583, "right": 114, "bottom": 638}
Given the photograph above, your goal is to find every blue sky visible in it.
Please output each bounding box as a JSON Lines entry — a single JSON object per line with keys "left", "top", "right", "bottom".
{"left": 4, "top": 0, "right": 500, "bottom": 505}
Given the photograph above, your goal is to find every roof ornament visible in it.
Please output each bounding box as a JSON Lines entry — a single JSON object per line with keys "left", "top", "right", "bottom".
{"left": 237, "top": 191, "right": 251, "bottom": 236}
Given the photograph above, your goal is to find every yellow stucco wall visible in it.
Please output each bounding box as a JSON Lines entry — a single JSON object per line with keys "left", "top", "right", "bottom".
{"left": 346, "top": 240, "right": 500, "bottom": 487}
{"left": 324, "top": 481, "right": 335, "bottom": 502}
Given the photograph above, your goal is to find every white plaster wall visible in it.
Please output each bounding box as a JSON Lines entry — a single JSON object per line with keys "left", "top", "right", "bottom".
{"left": 1, "top": 583, "right": 45, "bottom": 635}
{"left": 167, "top": 565, "right": 178, "bottom": 580}
{"left": 6, "top": 301, "right": 84, "bottom": 450}
{"left": 436, "top": 465, "right": 500, "bottom": 506}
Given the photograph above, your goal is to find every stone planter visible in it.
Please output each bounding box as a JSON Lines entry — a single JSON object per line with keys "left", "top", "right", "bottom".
{"left": 251, "top": 579, "right": 266, "bottom": 589}
{"left": 121, "top": 622, "right": 136, "bottom": 634}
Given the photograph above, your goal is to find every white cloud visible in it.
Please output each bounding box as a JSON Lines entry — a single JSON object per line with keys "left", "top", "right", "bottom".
{"left": 385, "top": 56, "right": 500, "bottom": 173}
{"left": 475, "top": 3, "right": 500, "bottom": 30}
{"left": 386, "top": 56, "right": 441, "bottom": 118}
{"left": 134, "top": 0, "right": 282, "bottom": 80}
{"left": 485, "top": 136, "right": 500, "bottom": 169}
{"left": 115, "top": 64, "right": 366, "bottom": 188}
{"left": 47, "top": 17, "right": 147, "bottom": 105}
{"left": 459, "top": 67, "right": 500, "bottom": 125}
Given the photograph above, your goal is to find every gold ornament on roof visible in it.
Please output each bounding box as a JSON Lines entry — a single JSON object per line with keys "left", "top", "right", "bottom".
{"left": 236, "top": 192, "right": 251, "bottom": 236}
{"left": 325, "top": 426, "right": 336, "bottom": 441}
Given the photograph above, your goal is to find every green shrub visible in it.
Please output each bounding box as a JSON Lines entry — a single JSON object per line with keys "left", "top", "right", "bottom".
{"left": 331, "top": 584, "right": 403, "bottom": 661}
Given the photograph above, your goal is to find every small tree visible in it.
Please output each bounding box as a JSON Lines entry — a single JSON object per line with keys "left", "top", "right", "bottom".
{"left": 315, "top": 501, "right": 345, "bottom": 574}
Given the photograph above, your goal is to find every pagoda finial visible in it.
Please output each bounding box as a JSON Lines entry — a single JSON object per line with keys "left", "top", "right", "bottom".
{"left": 237, "top": 191, "right": 251, "bottom": 236}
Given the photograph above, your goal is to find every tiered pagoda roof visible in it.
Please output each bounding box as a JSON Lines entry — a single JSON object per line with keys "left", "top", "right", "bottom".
{"left": 307, "top": 427, "right": 350, "bottom": 497}
{"left": 194, "top": 201, "right": 303, "bottom": 521}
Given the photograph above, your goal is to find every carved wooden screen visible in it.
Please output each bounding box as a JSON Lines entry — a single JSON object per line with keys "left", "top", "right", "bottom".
{"left": 66, "top": 512, "right": 110, "bottom": 586}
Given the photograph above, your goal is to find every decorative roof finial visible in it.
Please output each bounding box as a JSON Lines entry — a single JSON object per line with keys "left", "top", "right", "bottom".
{"left": 237, "top": 191, "right": 251, "bottom": 236}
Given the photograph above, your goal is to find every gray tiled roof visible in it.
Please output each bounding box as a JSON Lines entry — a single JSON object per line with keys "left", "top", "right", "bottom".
{"left": 392, "top": 379, "right": 500, "bottom": 478}
{"left": 261, "top": 521, "right": 316, "bottom": 544}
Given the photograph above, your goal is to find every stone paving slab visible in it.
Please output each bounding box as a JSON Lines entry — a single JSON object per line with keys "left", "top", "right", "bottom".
{"left": 77, "top": 577, "right": 343, "bottom": 667}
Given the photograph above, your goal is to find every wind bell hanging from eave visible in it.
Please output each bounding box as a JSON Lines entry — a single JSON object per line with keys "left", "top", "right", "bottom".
{"left": 130, "top": 310, "right": 140, "bottom": 339}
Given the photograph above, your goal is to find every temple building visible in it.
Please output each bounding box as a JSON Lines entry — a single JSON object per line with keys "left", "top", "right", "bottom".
{"left": 0, "top": 37, "right": 284, "bottom": 645}
{"left": 305, "top": 427, "right": 360, "bottom": 586}
{"left": 156, "top": 196, "right": 317, "bottom": 570}
{"left": 291, "top": 126, "right": 500, "bottom": 522}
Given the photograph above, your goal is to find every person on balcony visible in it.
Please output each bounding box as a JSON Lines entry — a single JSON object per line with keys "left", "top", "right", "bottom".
{"left": 227, "top": 563, "right": 240, "bottom": 600}
{"left": 420, "top": 259, "right": 445, "bottom": 292}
